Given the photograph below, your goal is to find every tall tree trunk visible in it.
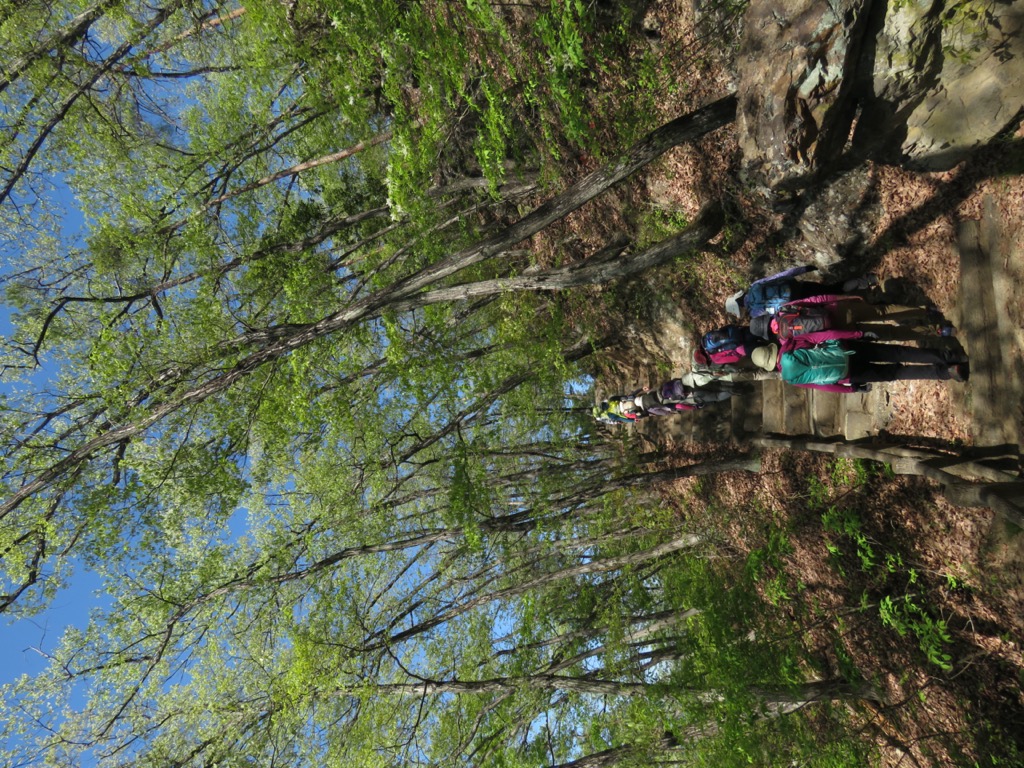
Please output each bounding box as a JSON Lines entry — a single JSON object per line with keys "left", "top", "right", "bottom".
{"left": 370, "top": 676, "right": 881, "bottom": 707}
{"left": 752, "top": 434, "right": 1024, "bottom": 527}
{"left": 374, "top": 675, "right": 651, "bottom": 697}
{"left": 393, "top": 202, "right": 725, "bottom": 309}
{"left": 387, "top": 94, "right": 737, "bottom": 297}
{"left": 750, "top": 679, "right": 884, "bottom": 704}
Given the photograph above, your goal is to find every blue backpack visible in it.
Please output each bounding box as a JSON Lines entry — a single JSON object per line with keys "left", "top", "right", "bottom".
{"left": 745, "top": 280, "right": 794, "bottom": 316}
{"left": 702, "top": 325, "right": 748, "bottom": 354}
{"left": 781, "top": 340, "right": 853, "bottom": 385}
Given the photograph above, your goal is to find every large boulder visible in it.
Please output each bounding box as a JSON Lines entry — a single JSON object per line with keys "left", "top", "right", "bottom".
{"left": 787, "top": 165, "right": 879, "bottom": 265}
{"left": 736, "top": 0, "right": 1024, "bottom": 183}
{"left": 735, "top": 0, "right": 871, "bottom": 189}
{"left": 863, "top": 0, "right": 1024, "bottom": 169}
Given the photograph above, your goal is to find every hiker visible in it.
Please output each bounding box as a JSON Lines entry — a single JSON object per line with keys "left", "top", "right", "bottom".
{"left": 692, "top": 323, "right": 779, "bottom": 383}
{"left": 622, "top": 387, "right": 685, "bottom": 417}
{"left": 592, "top": 400, "right": 634, "bottom": 424}
{"left": 593, "top": 387, "right": 700, "bottom": 424}
{"left": 690, "top": 347, "right": 779, "bottom": 385}
{"left": 752, "top": 294, "right": 955, "bottom": 342}
{"left": 726, "top": 265, "right": 877, "bottom": 318}
{"left": 593, "top": 395, "right": 650, "bottom": 424}
{"left": 593, "top": 375, "right": 749, "bottom": 424}
{"left": 750, "top": 334, "right": 969, "bottom": 392}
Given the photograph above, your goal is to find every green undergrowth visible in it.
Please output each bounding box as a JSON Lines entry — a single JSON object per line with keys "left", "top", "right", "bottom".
{"left": 807, "top": 458, "right": 955, "bottom": 672}
{"left": 685, "top": 453, "right": 1010, "bottom": 764}
{"left": 645, "top": 513, "right": 872, "bottom": 766}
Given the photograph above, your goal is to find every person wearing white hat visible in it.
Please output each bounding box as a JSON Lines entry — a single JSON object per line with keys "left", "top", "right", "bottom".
{"left": 750, "top": 344, "right": 779, "bottom": 372}
{"left": 726, "top": 266, "right": 877, "bottom": 318}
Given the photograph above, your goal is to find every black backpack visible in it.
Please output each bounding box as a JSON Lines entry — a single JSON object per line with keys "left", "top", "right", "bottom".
{"left": 774, "top": 305, "right": 831, "bottom": 339}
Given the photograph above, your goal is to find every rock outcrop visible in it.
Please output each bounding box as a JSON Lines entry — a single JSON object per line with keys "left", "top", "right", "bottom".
{"left": 867, "top": 0, "right": 1024, "bottom": 169}
{"left": 735, "top": 0, "right": 872, "bottom": 189}
{"left": 735, "top": 0, "right": 1024, "bottom": 184}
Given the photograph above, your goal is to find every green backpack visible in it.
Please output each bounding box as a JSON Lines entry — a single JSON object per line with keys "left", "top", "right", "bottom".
{"left": 781, "top": 340, "right": 852, "bottom": 385}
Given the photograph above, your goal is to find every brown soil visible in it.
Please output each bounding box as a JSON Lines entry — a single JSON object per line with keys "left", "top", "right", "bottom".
{"left": 580, "top": 2, "right": 1024, "bottom": 764}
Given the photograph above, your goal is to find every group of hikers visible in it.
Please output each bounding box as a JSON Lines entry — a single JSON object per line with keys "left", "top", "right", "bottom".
{"left": 595, "top": 264, "right": 968, "bottom": 424}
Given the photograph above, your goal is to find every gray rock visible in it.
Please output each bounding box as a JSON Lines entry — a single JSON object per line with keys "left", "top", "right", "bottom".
{"left": 867, "top": 0, "right": 1024, "bottom": 168}
{"left": 734, "top": 0, "right": 871, "bottom": 188}
{"left": 791, "top": 166, "right": 880, "bottom": 265}
{"left": 736, "top": 0, "right": 1024, "bottom": 180}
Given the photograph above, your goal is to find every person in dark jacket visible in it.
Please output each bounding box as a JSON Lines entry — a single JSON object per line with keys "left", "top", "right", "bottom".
{"left": 726, "top": 265, "right": 877, "bottom": 318}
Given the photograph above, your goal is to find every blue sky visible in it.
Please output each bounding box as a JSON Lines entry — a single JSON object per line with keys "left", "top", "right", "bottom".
{"left": 0, "top": 176, "right": 107, "bottom": 691}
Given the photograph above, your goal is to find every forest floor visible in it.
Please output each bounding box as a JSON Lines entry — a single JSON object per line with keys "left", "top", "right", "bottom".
{"left": 656, "top": 146, "right": 1024, "bottom": 764}
{"left": 565, "top": 1, "right": 1024, "bottom": 764}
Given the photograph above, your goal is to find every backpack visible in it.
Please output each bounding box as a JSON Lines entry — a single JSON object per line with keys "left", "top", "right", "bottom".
{"left": 774, "top": 305, "right": 831, "bottom": 340}
{"left": 744, "top": 279, "right": 793, "bottom": 317}
{"left": 659, "top": 379, "right": 694, "bottom": 403}
{"left": 780, "top": 340, "right": 852, "bottom": 385}
{"left": 594, "top": 400, "right": 634, "bottom": 424}
{"left": 692, "top": 348, "right": 751, "bottom": 376}
{"left": 646, "top": 401, "right": 699, "bottom": 415}
{"left": 702, "top": 325, "right": 746, "bottom": 353}
{"left": 701, "top": 325, "right": 749, "bottom": 365}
